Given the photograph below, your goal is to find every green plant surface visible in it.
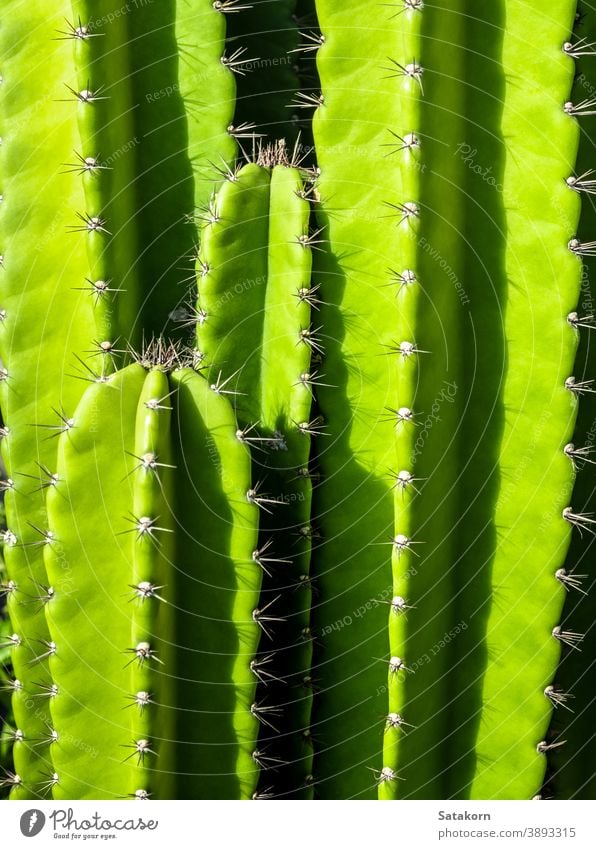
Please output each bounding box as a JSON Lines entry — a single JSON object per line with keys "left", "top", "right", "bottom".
{"left": 470, "top": 0, "right": 581, "bottom": 799}
{"left": 166, "top": 368, "right": 260, "bottom": 800}
{"left": 0, "top": 2, "right": 96, "bottom": 798}
{"left": 309, "top": 0, "right": 402, "bottom": 800}
{"left": 43, "top": 363, "right": 152, "bottom": 799}
{"left": 551, "top": 0, "right": 596, "bottom": 800}
{"left": 196, "top": 154, "right": 316, "bottom": 797}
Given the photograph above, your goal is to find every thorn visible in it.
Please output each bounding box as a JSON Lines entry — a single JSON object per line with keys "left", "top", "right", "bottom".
{"left": 66, "top": 212, "right": 110, "bottom": 235}
{"left": 73, "top": 278, "right": 124, "bottom": 305}
{"left": 290, "top": 32, "right": 326, "bottom": 54}
{"left": 384, "top": 595, "right": 416, "bottom": 614}
{"left": 564, "top": 442, "right": 596, "bottom": 468}
{"left": 382, "top": 406, "right": 419, "bottom": 427}
{"left": 291, "top": 465, "right": 320, "bottom": 483}
{"left": 250, "top": 654, "right": 286, "bottom": 685}
{"left": 295, "top": 370, "right": 335, "bottom": 393}
{"left": 30, "top": 683, "right": 59, "bottom": 700}
{"left": 567, "top": 311, "right": 596, "bottom": 330}
{"left": 252, "top": 748, "right": 286, "bottom": 769}
{"left": 252, "top": 787, "right": 277, "bottom": 800}
{"left": 192, "top": 195, "right": 220, "bottom": 226}
{"left": 566, "top": 170, "right": 596, "bottom": 193}
{"left": 252, "top": 540, "right": 292, "bottom": 577}
{"left": 129, "top": 790, "right": 152, "bottom": 800}
{"left": 123, "top": 739, "right": 155, "bottom": 766}
{"left": 295, "top": 416, "right": 328, "bottom": 437}
{"left": 382, "top": 340, "right": 429, "bottom": 358}
{"left": 28, "top": 640, "right": 56, "bottom": 664}
{"left": 0, "top": 770, "right": 22, "bottom": 790}
{"left": 564, "top": 98, "right": 596, "bottom": 117}
{"left": 250, "top": 701, "right": 283, "bottom": 731}
{"left": 210, "top": 368, "right": 246, "bottom": 396}
{"left": 555, "top": 568, "right": 588, "bottom": 595}
{"left": 563, "top": 38, "right": 596, "bottom": 58}
{"left": 120, "top": 514, "right": 173, "bottom": 543}
{"left": 16, "top": 464, "right": 60, "bottom": 492}
{"left": 294, "top": 524, "right": 319, "bottom": 542}
{"left": 23, "top": 523, "right": 56, "bottom": 548}
{"left": 246, "top": 483, "right": 281, "bottom": 515}
{"left": 55, "top": 18, "right": 100, "bottom": 40}
{"left": 385, "top": 268, "right": 418, "bottom": 293}
{"left": 145, "top": 390, "right": 175, "bottom": 411}
{"left": 369, "top": 766, "right": 403, "bottom": 785}
{"left": 544, "top": 685, "right": 574, "bottom": 711}
{"left": 213, "top": 0, "right": 253, "bottom": 11}
{"left": 62, "top": 151, "right": 110, "bottom": 175}
{"left": 31, "top": 407, "right": 75, "bottom": 438}
{"left": 389, "top": 469, "right": 424, "bottom": 494}
{"left": 383, "top": 200, "right": 420, "bottom": 226}
{"left": 563, "top": 506, "right": 596, "bottom": 536}
{"left": 125, "top": 451, "right": 175, "bottom": 479}
{"left": 61, "top": 83, "right": 107, "bottom": 104}
{"left": 227, "top": 122, "right": 265, "bottom": 139}
{"left": 293, "top": 283, "right": 326, "bottom": 310}
{"left": 38, "top": 771, "right": 59, "bottom": 797}
{"left": 385, "top": 712, "right": 416, "bottom": 732}
{"left": 388, "top": 655, "right": 412, "bottom": 675}
{"left": 252, "top": 595, "right": 285, "bottom": 639}
{"left": 537, "top": 739, "right": 567, "bottom": 753}
{"left": 297, "top": 325, "right": 325, "bottom": 354}
{"left": 382, "top": 58, "right": 424, "bottom": 92}
{"left": 221, "top": 47, "right": 260, "bottom": 75}
{"left": 129, "top": 582, "right": 166, "bottom": 603}
{"left": 0, "top": 633, "right": 21, "bottom": 650}
{"left": 288, "top": 92, "right": 324, "bottom": 110}
{"left": 382, "top": 130, "right": 420, "bottom": 156}
{"left": 295, "top": 227, "right": 326, "bottom": 250}
{"left": 124, "top": 642, "right": 162, "bottom": 667}
{"left": 569, "top": 238, "right": 596, "bottom": 257}
{"left": 552, "top": 625, "right": 584, "bottom": 651}
{"left": 382, "top": 0, "right": 424, "bottom": 17}
{"left": 125, "top": 691, "right": 155, "bottom": 711}
{"left": 565, "top": 376, "right": 596, "bottom": 395}
{"left": 2, "top": 529, "right": 17, "bottom": 547}
{"left": 236, "top": 422, "right": 272, "bottom": 450}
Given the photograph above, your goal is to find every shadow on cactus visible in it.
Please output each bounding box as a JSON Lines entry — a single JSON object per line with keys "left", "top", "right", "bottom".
{"left": 0, "top": 0, "right": 595, "bottom": 801}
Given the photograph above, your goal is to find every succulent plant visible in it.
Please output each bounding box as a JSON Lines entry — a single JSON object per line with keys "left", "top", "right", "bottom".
{"left": 1, "top": 0, "right": 595, "bottom": 801}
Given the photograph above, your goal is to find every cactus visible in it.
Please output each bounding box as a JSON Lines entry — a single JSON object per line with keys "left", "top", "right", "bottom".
{"left": 1, "top": 0, "right": 596, "bottom": 802}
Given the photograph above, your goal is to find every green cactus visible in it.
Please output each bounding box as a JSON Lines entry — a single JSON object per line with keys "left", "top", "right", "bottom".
{"left": 1, "top": 0, "right": 596, "bottom": 803}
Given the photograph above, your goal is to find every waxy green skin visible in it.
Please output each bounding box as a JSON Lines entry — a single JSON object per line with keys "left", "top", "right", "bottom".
{"left": 471, "top": 0, "right": 581, "bottom": 799}
{"left": 0, "top": 2, "right": 96, "bottom": 798}
{"left": 197, "top": 161, "right": 316, "bottom": 797}
{"left": 553, "top": 0, "right": 596, "bottom": 799}
{"left": 310, "top": 1, "right": 402, "bottom": 799}
{"left": 44, "top": 364, "right": 148, "bottom": 799}
{"left": 166, "top": 369, "right": 260, "bottom": 800}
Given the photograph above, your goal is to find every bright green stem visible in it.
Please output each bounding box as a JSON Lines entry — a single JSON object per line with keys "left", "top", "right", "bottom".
{"left": 309, "top": 2, "right": 402, "bottom": 799}
{"left": 196, "top": 157, "right": 316, "bottom": 796}
{"left": 43, "top": 364, "right": 149, "bottom": 799}
{"left": 166, "top": 369, "right": 260, "bottom": 800}
{"left": 470, "top": 0, "right": 581, "bottom": 799}
{"left": 552, "top": 3, "right": 596, "bottom": 800}
{"left": 0, "top": 1, "right": 96, "bottom": 798}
